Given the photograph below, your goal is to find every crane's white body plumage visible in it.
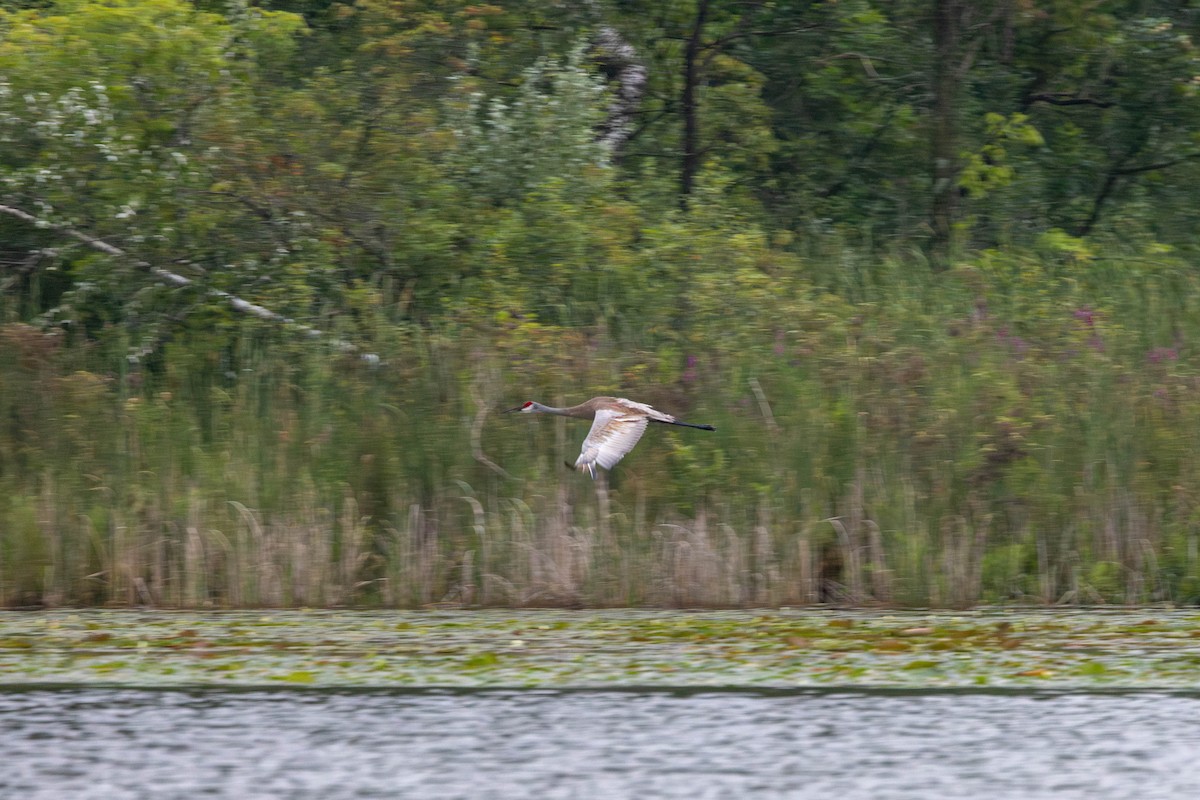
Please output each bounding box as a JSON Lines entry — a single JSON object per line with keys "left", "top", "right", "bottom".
{"left": 506, "top": 396, "right": 714, "bottom": 478}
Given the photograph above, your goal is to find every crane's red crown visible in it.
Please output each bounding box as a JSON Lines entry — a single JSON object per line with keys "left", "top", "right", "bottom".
{"left": 522, "top": 401, "right": 533, "bottom": 409}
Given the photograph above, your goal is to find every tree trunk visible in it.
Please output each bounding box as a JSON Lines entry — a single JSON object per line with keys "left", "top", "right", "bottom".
{"left": 680, "top": 0, "right": 711, "bottom": 209}
{"left": 592, "top": 26, "right": 647, "bottom": 160}
{"left": 930, "top": 0, "right": 962, "bottom": 262}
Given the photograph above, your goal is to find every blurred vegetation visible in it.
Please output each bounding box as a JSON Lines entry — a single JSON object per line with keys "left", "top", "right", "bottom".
{"left": 3, "top": 0, "right": 1200, "bottom": 608}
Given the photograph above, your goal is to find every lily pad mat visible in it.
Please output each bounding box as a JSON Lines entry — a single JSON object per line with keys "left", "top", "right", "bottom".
{"left": 3, "top": 608, "right": 1200, "bottom": 689}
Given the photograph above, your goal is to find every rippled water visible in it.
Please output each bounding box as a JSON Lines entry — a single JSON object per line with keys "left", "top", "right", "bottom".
{"left": 3, "top": 688, "right": 1200, "bottom": 799}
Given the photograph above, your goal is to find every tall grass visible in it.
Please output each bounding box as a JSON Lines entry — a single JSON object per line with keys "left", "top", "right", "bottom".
{"left": 4, "top": 250, "right": 1200, "bottom": 608}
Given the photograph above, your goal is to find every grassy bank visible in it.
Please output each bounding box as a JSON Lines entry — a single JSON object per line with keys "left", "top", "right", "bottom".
{"left": 4, "top": 248, "right": 1200, "bottom": 609}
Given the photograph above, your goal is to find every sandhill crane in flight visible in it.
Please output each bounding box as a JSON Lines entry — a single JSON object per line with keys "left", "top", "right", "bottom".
{"left": 505, "top": 396, "right": 715, "bottom": 478}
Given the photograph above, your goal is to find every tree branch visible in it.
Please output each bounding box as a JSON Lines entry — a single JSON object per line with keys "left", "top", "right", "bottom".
{"left": 1076, "top": 141, "right": 1140, "bottom": 237}
{"left": 1027, "top": 92, "right": 1115, "bottom": 109}
{"left": 818, "top": 52, "right": 884, "bottom": 79}
{"left": 818, "top": 105, "right": 897, "bottom": 199}
{"left": 0, "top": 203, "right": 365, "bottom": 355}
{"left": 699, "top": 24, "right": 820, "bottom": 53}
{"left": 1113, "top": 153, "right": 1200, "bottom": 175}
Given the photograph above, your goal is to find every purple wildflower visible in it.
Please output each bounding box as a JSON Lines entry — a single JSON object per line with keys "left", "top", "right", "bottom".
{"left": 1147, "top": 347, "right": 1178, "bottom": 364}
{"left": 682, "top": 354, "right": 698, "bottom": 383}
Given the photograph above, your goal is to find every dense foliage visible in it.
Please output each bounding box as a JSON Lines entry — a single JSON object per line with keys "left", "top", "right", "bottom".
{"left": 3, "top": 0, "right": 1200, "bottom": 608}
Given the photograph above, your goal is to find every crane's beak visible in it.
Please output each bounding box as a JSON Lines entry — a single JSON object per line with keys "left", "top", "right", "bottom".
{"left": 503, "top": 405, "right": 524, "bottom": 414}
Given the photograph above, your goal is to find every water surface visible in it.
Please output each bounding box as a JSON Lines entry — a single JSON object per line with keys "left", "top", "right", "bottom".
{"left": 4, "top": 687, "right": 1199, "bottom": 799}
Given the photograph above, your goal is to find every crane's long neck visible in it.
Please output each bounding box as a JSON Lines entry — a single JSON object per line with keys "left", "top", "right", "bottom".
{"left": 531, "top": 402, "right": 576, "bottom": 417}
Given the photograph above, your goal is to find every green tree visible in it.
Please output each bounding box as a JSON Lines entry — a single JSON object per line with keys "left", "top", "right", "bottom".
{"left": 1012, "top": 2, "right": 1200, "bottom": 241}
{"left": 0, "top": 0, "right": 306, "bottom": 333}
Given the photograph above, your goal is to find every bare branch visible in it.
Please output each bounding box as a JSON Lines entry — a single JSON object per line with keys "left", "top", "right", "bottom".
{"left": 0, "top": 202, "right": 365, "bottom": 355}
{"left": 820, "top": 52, "right": 883, "bottom": 79}
{"left": 469, "top": 381, "right": 517, "bottom": 481}
{"left": 700, "top": 24, "right": 821, "bottom": 53}
{"left": 1027, "top": 92, "right": 1115, "bottom": 109}
{"left": 1113, "top": 153, "right": 1200, "bottom": 175}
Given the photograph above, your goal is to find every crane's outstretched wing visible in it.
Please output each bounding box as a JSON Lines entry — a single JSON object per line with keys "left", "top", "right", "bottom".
{"left": 575, "top": 409, "right": 649, "bottom": 478}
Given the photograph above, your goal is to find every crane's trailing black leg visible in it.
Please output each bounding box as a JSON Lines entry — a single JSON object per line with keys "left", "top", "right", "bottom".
{"left": 658, "top": 420, "right": 716, "bottom": 431}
